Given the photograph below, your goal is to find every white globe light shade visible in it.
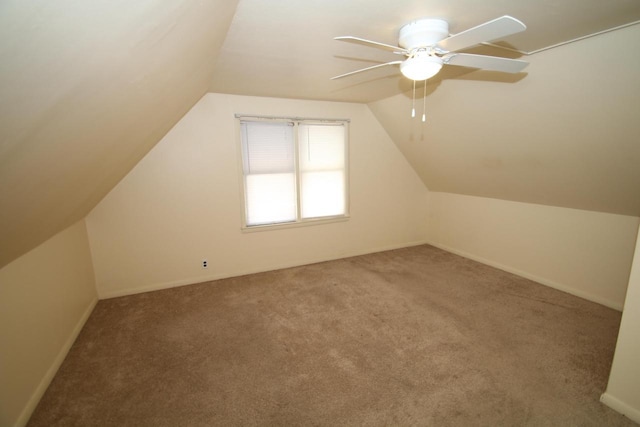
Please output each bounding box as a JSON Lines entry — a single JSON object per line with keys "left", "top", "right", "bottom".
{"left": 400, "top": 54, "right": 443, "bottom": 81}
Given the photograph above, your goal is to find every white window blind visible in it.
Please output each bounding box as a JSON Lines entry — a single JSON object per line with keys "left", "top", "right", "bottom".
{"left": 298, "top": 124, "right": 345, "bottom": 219}
{"left": 239, "top": 118, "right": 348, "bottom": 228}
{"left": 241, "top": 121, "right": 296, "bottom": 226}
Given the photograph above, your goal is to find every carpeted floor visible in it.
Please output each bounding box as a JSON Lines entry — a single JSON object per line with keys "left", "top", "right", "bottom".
{"left": 28, "top": 245, "right": 636, "bottom": 426}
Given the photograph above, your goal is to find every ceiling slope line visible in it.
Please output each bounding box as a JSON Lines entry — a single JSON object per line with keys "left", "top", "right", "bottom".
{"left": 482, "top": 19, "right": 640, "bottom": 55}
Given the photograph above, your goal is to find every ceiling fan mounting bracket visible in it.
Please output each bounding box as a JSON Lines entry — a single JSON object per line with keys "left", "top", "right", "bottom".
{"left": 398, "top": 18, "right": 449, "bottom": 50}
{"left": 408, "top": 46, "right": 443, "bottom": 59}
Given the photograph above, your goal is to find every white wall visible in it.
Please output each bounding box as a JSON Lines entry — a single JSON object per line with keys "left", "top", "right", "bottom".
{"left": 428, "top": 192, "right": 639, "bottom": 310}
{"left": 0, "top": 220, "right": 97, "bottom": 427}
{"left": 86, "top": 93, "right": 430, "bottom": 298}
{"left": 602, "top": 227, "right": 640, "bottom": 423}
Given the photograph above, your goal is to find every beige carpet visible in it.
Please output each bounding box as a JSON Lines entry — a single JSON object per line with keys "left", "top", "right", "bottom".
{"left": 28, "top": 245, "right": 636, "bottom": 426}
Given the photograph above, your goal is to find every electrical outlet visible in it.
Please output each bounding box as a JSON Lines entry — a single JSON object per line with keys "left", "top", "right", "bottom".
{"left": 202, "top": 259, "right": 208, "bottom": 269}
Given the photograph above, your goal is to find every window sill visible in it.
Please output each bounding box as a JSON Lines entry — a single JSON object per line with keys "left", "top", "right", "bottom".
{"left": 241, "top": 215, "right": 350, "bottom": 233}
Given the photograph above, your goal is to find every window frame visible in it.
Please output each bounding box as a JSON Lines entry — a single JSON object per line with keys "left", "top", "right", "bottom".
{"left": 235, "top": 114, "right": 350, "bottom": 232}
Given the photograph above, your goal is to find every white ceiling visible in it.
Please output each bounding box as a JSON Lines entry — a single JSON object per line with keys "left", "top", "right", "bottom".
{"left": 369, "top": 23, "right": 640, "bottom": 216}
{"left": 210, "top": 0, "right": 640, "bottom": 103}
{"left": 1, "top": 0, "right": 639, "bottom": 269}
{"left": 0, "top": 0, "right": 239, "bottom": 268}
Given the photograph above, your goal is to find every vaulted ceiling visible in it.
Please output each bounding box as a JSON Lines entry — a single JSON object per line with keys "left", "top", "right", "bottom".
{"left": 1, "top": 0, "right": 639, "bottom": 268}
{"left": 0, "top": 0, "right": 239, "bottom": 268}
{"left": 369, "top": 24, "right": 640, "bottom": 216}
{"left": 211, "top": 0, "right": 640, "bottom": 103}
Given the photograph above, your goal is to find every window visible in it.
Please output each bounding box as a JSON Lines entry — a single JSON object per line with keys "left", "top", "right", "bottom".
{"left": 238, "top": 117, "right": 349, "bottom": 228}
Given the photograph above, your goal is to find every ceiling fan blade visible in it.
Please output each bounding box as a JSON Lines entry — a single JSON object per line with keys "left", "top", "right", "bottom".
{"left": 334, "top": 36, "right": 408, "bottom": 54}
{"left": 331, "top": 60, "right": 403, "bottom": 80}
{"left": 437, "top": 16, "right": 526, "bottom": 53}
{"left": 445, "top": 53, "right": 529, "bottom": 73}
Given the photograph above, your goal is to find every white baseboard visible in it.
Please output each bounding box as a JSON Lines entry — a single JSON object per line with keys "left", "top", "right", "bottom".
{"left": 98, "top": 240, "right": 431, "bottom": 299}
{"left": 601, "top": 392, "right": 640, "bottom": 424}
{"left": 425, "top": 241, "right": 624, "bottom": 311}
{"left": 15, "top": 297, "right": 98, "bottom": 427}
{"left": 99, "top": 239, "right": 624, "bottom": 312}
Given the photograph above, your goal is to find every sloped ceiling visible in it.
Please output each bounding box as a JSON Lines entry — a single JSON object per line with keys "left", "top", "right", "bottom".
{"left": 0, "top": 0, "right": 239, "bottom": 268}
{"left": 369, "top": 24, "right": 640, "bottom": 216}
{"left": 211, "top": 0, "right": 640, "bottom": 103}
{"left": 2, "top": 0, "right": 640, "bottom": 269}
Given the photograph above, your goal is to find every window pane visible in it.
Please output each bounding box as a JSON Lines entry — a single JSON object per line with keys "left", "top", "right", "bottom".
{"left": 241, "top": 121, "right": 297, "bottom": 226}
{"left": 299, "top": 124, "right": 345, "bottom": 219}
{"left": 300, "top": 171, "right": 345, "bottom": 218}
{"left": 245, "top": 173, "right": 296, "bottom": 226}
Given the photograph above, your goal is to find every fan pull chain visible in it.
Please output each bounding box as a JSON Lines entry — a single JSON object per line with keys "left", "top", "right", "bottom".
{"left": 422, "top": 80, "right": 427, "bottom": 122}
{"left": 411, "top": 80, "right": 416, "bottom": 118}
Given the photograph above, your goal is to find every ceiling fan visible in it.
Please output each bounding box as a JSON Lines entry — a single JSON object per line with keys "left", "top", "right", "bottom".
{"left": 332, "top": 15, "right": 529, "bottom": 81}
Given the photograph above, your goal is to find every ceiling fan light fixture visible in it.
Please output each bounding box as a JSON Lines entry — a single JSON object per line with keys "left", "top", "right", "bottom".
{"left": 400, "top": 54, "right": 443, "bottom": 81}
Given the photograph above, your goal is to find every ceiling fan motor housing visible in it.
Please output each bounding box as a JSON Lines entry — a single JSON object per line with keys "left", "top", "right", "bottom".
{"left": 399, "top": 19, "right": 449, "bottom": 50}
